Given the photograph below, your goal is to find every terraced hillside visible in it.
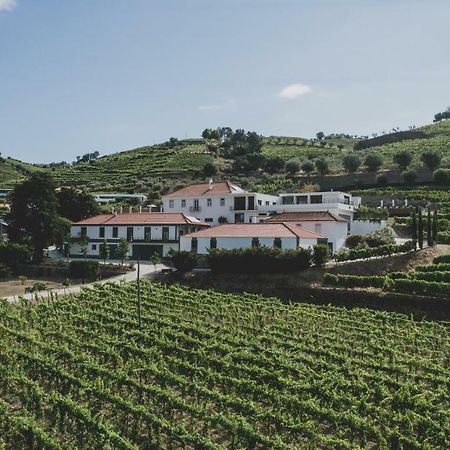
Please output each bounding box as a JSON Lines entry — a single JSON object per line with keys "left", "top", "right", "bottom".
{"left": 0, "top": 282, "right": 449, "bottom": 448}
{"left": 0, "top": 157, "right": 45, "bottom": 188}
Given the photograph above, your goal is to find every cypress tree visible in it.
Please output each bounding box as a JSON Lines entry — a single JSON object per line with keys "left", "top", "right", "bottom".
{"left": 427, "top": 209, "right": 432, "bottom": 247}
{"left": 411, "top": 209, "right": 418, "bottom": 250}
{"left": 432, "top": 209, "right": 438, "bottom": 244}
{"left": 418, "top": 208, "right": 424, "bottom": 249}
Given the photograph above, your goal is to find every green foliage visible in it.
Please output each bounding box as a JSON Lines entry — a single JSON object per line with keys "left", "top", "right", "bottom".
{"left": 364, "top": 153, "right": 383, "bottom": 172}
{"left": 57, "top": 188, "right": 100, "bottom": 222}
{"left": 433, "top": 168, "right": 450, "bottom": 185}
{"left": 301, "top": 160, "right": 314, "bottom": 174}
{"left": 99, "top": 240, "right": 110, "bottom": 263}
{"left": 116, "top": 238, "right": 129, "bottom": 265}
{"left": 391, "top": 278, "right": 450, "bottom": 297}
{"left": 285, "top": 159, "right": 300, "bottom": 176}
{"left": 68, "top": 260, "right": 99, "bottom": 281}
{"left": 353, "top": 206, "right": 388, "bottom": 220}
{"left": 170, "top": 250, "right": 197, "bottom": 272}
{"left": 401, "top": 168, "right": 417, "bottom": 184}
{"left": 314, "top": 157, "right": 329, "bottom": 175}
{"left": 433, "top": 254, "right": 450, "bottom": 264}
{"left": 354, "top": 130, "right": 427, "bottom": 151}
{"left": 264, "top": 156, "right": 285, "bottom": 174}
{"left": 418, "top": 209, "right": 424, "bottom": 249}
{"left": 0, "top": 242, "right": 32, "bottom": 274}
{"left": 24, "top": 282, "right": 48, "bottom": 294}
{"left": 323, "top": 273, "right": 391, "bottom": 289}
{"left": 312, "top": 244, "right": 329, "bottom": 267}
{"left": 208, "top": 246, "right": 311, "bottom": 273}
{"left": 393, "top": 150, "right": 413, "bottom": 170}
{"left": 421, "top": 150, "right": 441, "bottom": 171}
{"left": 202, "top": 162, "right": 217, "bottom": 177}
{"left": 334, "top": 241, "right": 414, "bottom": 262}
{"left": 341, "top": 154, "right": 362, "bottom": 174}
{"left": 413, "top": 271, "right": 450, "bottom": 283}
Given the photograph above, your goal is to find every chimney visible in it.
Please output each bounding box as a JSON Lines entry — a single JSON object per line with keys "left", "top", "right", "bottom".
{"left": 139, "top": 206, "right": 142, "bottom": 213}
{"left": 208, "top": 178, "right": 213, "bottom": 190}
{"left": 129, "top": 206, "right": 132, "bottom": 214}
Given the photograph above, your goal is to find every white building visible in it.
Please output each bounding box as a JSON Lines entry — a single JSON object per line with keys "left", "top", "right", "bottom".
{"left": 93, "top": 193, "right": 148, "bottom": 204}
{"left": 162, "top": 180, "right": 278, "bottom": 225}
{"left": 70, "top": 212, "right": 208, "bottom": 259}
{"left": 263, "top": 211, "right": 348, "bottom": 252}
{"left": 179, "top": 223, "right": 327, "bottom": 255}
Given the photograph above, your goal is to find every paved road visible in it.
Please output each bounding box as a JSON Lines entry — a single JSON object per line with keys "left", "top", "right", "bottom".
{"left": 3, "top": 262, "right": 168, "bottom": 303}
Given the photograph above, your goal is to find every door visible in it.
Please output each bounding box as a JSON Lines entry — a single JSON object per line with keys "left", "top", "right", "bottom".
{"left": 248, "top": 196, "right": 255, "bottom": 210}
{"left": 132, "top": 245, "right": 163, "bottom": 259}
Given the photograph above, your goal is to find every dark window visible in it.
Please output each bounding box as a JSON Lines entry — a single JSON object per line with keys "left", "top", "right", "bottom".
{"left": 273, "top": 238, "right": 282, "bottom": 249}
{"left": 207, "top": 198, "right": 212, "bottom": 207}
{"left": 344, "top": 196, "right": 350, "bottom": 205}
{"left": 193, "top": 199, "right": 200, "bottom": 211}
{"left": 248, "top": 196, "right": 255, "bottom": 210}
{"left": 220, "top": 198, "right": 225, "bottom": 206}
{"left": 191, "top": 238, "right": 198, "bottom": 253}
{"left": 210, "top": 237, "right": 217, "bottom": 249}
{"left": 234, "top": 213, "right": 245, "bottom": 223}
{"left": 144, "top": 227, "right": 152, "bottom": 242}
{"left": 310, "top": 195, "right": 323, "bottom": 204}
{"left": 92, "top": 244, "right": 97, "bottom": 251}
{"left": 258, "top": 200, "right": 262, "bottom": 206}
{"left": 251, "top": 237, "right": 260, "bottom": 247}
{"left": 205, "top": 218, "right": 213, "bottom": 223}
{"left": 80, "top": 226, "right": 87, "bottom": 237}
{"left": 181, "top": 199, "right": 186, "bottom": 207}
{"left": 99, "top": 226, "right": 105, "bottom": 238}
{"left": 296, "top": 195, "right": 308, "bottom": 204}
{"left": 162, "top": 227, "right": 169, "bottom": 241}
{"left": 234, "top": 197, "right": 246, "bottom": 210}
{"left": 169, "top": 200, "right": 174, "bottom": 208}
{"left": 282, "top": 196, "right": 294, "bottom": 205}
{"left": 112, "top": 227, "right": 118, "bottom": 238}
{"left": 127, "top": 227, "right": 133, "bottom": 241}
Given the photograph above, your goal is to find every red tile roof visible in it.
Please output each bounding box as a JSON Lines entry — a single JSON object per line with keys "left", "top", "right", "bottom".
{"left": 163, "top": 181, "right": 244, "bottom": 198}
{"left": 264, "top": 211, "right": 347, "bottom": 223}
{"left": 183, "top": 223, "right": 325, "bottom": 239}
{"left": 74, "top": 213, "right": 209, "bottom": 226}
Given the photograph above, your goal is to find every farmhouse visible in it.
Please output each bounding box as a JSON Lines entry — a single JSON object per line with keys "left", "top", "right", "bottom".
{"left": 264, "top": 211, "right": 348, "bottom": 252}
{"left": 179, "top": 223, "right": 327, "bottom": 254}
{"left": 70, "top": 212, "right": 208, "bottom": 259}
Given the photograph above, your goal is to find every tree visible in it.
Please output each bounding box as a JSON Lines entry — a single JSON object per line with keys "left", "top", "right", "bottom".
{"left": 433, "top": 168, "right": 450, "bottom": 185}
{"left": 57, "top": 188, "right": 100, "bottom": 222}
{"left": 418, "top": 208, "right": 424, "bottom": 250}
{"left": 432, "top": 209, "right": 438, "bottom": 244}
{"left": 401, "top": 168, "right": 418, "bottom": 184}
{"left": 313, "top": 244, "right": 329, "bottom": 267}
{"left": 150, "top": 253, "right": 160, "bottom": 270}
{"left": 411, "top": 209, "right": 418, "bottom": 250}
{"left": 421, "top": 150, "right": 441, "bottom": 171}
{"left": 265, "top": 156, "right": 285, "bottom": 174}
{"left": 316, "top": 131, "right": 325, "bottom": 141}
{"left": 117, "top": 238, "right": 129, "bottom": 265}
{"left": 433, "top": 107, "right": 450, "bottom": 122}
{"left": 376, "top": 174, "right": 388, "bottom": 186}
{"left": 315, "top": 158, "right": 329, "bottom": 176}
{"left": 364, "top": 153, "right": 383, "bottom": 172}
{"left": 393, "top": 150, "right": 412, "bottom": 170}
{"left": 427, "top": 209, "right": 432, "bottom": 247}
{"left": 247, "top": 153, "right": 267, "bottom": 170}
{"left": 285, "top": 159, "right": 300, "bottom": 176}
{"left": 202, "top": 162, "right": 217, "bottom": 177}
{"left": 100, "top": 239, "right": 110, "bottom": 264}
{"left": 342, "top": 154, "right": 362, "bottom": 174}
{"left": 301, "top": 160, "right": 314, "bottom": 174}
{"left": 8, "top": 173, "right": 65, "bottom": 263}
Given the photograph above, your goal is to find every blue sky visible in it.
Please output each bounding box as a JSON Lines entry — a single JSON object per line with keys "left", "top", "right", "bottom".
{"left": 0, "top": 0, "right": 449, "bottom": 163}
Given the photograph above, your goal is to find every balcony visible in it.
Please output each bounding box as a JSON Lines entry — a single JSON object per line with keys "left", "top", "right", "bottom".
{"left": 189, "top": 206, "right": 201, "bottom": 212}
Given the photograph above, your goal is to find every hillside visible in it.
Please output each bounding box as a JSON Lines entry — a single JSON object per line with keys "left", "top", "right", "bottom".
{"left": 1, "top": 120, "right": 449, "bottom": 197}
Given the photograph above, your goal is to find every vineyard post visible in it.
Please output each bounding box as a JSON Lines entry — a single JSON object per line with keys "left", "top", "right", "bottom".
{"left": 137, "top": 251, "right": 142, "bottom": 329}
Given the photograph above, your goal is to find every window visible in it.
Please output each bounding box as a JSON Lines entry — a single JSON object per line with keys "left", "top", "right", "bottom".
{"left": 144, "top": 227, "right": 152, "bottom": 242}
{"left": 265, "top": 201, "right": 270, "bottom": 205}
{"left": 251, "top": 237, "right": 260, "bottom": 247}
{"left": 273, "top": 238, "right": 282, "bottom": 249}
{"left": 80, "top": 227, "right": 87, "bottom": 238}
{"left": 191, "top": 238, "right": 198, "bottom": 253}
{"left": 210, "top": 237, "right": 217, "bottom": 249}
{"left": 205, "top": 218, "right": 213, "bottom": 223}
{"left": 310, "top": 195, "right": 323, "bottom": 204}
{"left": 257, "top": 200, "right": 262, "bottom": 206}
{"left": 314, "top": 223, "right": 322, "bottom": 234}
{"left": 207, "top": 198, "right": 212, "bottom": 207}
{"left": 112, "top": 227, "right": 118, "bottom": 238}
{"left": 127, "top": 227, "right": 133, "bottom": 241}
{"left": 99, "top": 226, "right": 105, "bottom": 238}
{"left": 282, "top": 196, "right": 294, "bottom": 205}
{"left": 296, "top": 195, "right": 308, "bottom": 204}
{"left": 91, "top": 244, "right": 97, "bottom": 251}
{"left": 181, "top": 199, "right": 186, "bottom": 207}
{"left": 162, "top": 227, "right": 169, "bottom": 241}
{"left": 220, "top": 198, "right": 225, "bottom": 206}
{"left": 344, "top": 196, "right": 350, "bottom": 205}
{"left": 169, "top": 200, "right": 174, "bottom": 208}
{"left": 193, "top": 199, "right": 200, "bottom": 211}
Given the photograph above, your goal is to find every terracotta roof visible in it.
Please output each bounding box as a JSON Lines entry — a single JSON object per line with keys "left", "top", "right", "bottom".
{"left": 74, "top": 213, "right": 209, "bottom": 226}
{"left": 264, "top": 211, "right": 347, "bottom": 223}
{"left": 183, "top": 223, "right": 325, "bottom": 239}
{"left": 163, "top": 181, "right": 244, "bottom": 198}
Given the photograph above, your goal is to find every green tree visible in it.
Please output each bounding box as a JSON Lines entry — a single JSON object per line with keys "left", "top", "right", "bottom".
{"left": 150, "top": 252, "right": 160, "bottom": 270}
{"left": 301, "top": 160, "right": 314, "bottom": 174}
{"left": 265, "top": 156, "right": 285, "bottom": 174}
{"left": 433, "top": 168, "right": 450, "bottom": 185}
{"left": 421, "top": 150, "right": 441, "bottom": 171}
{"left": 316, "top": 131, "right": 325, "bottom": 141}
{"left": 364, "top": 153, "right": 383, "bottom": 172}
{"left": 342, "top": 154, "right": 362, "bottom": 174}
{"left": 8, "top": 173, "right": 65, "bottom": 263}
{"left": 202, "top": 162, "right": 217, "bottom": 177}
{"left": 285, "top": 159, "right": 300, "bottom": 176}
{"left": 100, "top": 239, "right": 110, "bottom": 264}
{"left": 418, "top": 208, "right": 424, "bottom": 249}
{"left": 411, "top": 209, "right": 418, "bottom": 250}
{"left": 315, "top": 158, "right": 329, "bottom": 176}
{"left": 401, "top": 168, "right": 418, "bottom": 184}
{"left": 57, "top": 188, "right": 100, "bottom": 222}
{"left": 117, "top": 238, "right": 129, "bottom": 265}
{"left": 393, "top": 150, "right": 413, "bottom": 170}
{"left": 427, "top": 209, "right": 432, "bottom": 247}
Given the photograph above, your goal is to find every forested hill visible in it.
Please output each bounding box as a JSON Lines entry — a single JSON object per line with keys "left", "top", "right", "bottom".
{"left": 1, "top": 119, "right": 449, "bottom": 200}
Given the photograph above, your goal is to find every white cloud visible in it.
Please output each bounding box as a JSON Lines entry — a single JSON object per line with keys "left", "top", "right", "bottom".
{"left": 0, "top": 0, "right": 17, "bottom": 11}
{"left": 279, "top": 83, "right": 312, "bottom": 99}
{"left": 198, "top": 104, "right": 224, "bottom": 111}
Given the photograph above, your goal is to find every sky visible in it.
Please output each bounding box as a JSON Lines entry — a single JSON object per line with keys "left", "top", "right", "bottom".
{"left": 0, "top": 0, "right": 449, "bottom": 164}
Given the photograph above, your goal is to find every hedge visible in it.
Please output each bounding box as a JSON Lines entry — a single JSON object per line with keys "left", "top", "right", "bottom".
{"left": 68, "top": 260, "right": 99, "bottom": 281}
{"left": 415, "top": 263, "right": 450, "bottom": 272}
{"left": 433, "top": 254, "right": 450, "bottom": 264}
{"left": 170, "top": 251, "right": 197, "bottom": 272}
{"left": 208, "top": 246, "right": 311, "bottom": 273}
{"left": 391, "top": 279, "right": 450, "bottom": 297}
{"left": 334, "top": 241, "right": 414, "bottom": 262}
{"left": 323, "top": 273, "right": 391, "bottom": 289}
{"left": 413, "top": 271, "right": 450, "bottom": 283}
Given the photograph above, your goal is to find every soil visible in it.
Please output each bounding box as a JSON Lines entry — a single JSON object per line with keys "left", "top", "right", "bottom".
{"left": 0, "top": 278, "right": 63, "bottom": 297}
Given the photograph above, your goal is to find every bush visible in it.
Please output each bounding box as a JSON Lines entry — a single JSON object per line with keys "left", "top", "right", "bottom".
{"left": 364, "top": 153, "right": 383, "bottom": 172}
{"left": 417, "top": 263, "right": 450, "bottom": 272}
{"left": 285, "top": 159, "right": 300, "bottom": 176}
{"left": 335, "top": 241, "right": 413, "bottom": 262}
{"left": 208, "top": 246, "right": 311, "bottom": 273}
{"left": 345, "top": 235, "right": 365, "bottom": 249}
{"left": 323, "top": 273, "right": 391, "bottom": 289}
{"left": 391, "top": 279, "right": 450, "bottom": 297}
{"left": 401, "top": 169, "right": 418, "bottom": 184}
{"left": 0, "top": 242, "right": 32, "bottom": 274}
{"left": 413, "top": 271, "right": 450, "bottom": 283}
{"left": 421, "top": 150, "right": 441, "bottom": 171}
{"left": 301, "top": 160, "right": 314, "bottom": 174}
{"left": 312, "top": 245, "right": 329, "bottom": 267}
{"left": 170, "top": 251, "right": 197, "bottom": 272}
{"left": 69, "top": 260, "right": 99, "bottom": 281}
{"left": 433, "top": 254, "right": 450, "bottom": 264}
{"left": 342, "top": 154, "right": 362, "bottom": 173}
{"left": 354, "top": 206, "right": 388, "bottom": 221}
{"left": 393, "top": 150, "right": 412, "bottom": 170}
{"left": 25, "top": 282, "right": 48, "bottom": 294}
{"left": 433, "top": 169, "right": 450, "bottom": 186}
{"left": 315, "top": 158, "right": 329, "bottom": 175}
{"left": 376, "top": 174, "right": 388, "bottom": 186}
{"left": 0, "top": 263, "right": 12, "bottom": 280}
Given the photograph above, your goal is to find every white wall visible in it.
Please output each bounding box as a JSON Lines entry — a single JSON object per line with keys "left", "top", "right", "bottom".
{"left": 351, "top": 220, "right": 388, "bottom": 236}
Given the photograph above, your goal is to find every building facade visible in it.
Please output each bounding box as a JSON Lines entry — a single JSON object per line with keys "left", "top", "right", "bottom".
{"left": 70, "top": 213, "right": 208, "bottom": 259}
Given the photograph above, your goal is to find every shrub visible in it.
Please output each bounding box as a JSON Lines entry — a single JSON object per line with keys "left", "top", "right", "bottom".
{"left": 315, "top": 158, "right": 329, "bottom": 175}
{"left": 401, "top": 169, "right": 418, "bottom": 184}
{"left": 393, "top": 150, "right": 413, "bottom": 170}
{"left": 391, "top": 279, "right": 450, "bottom": 297}
{"left": 313, "top": 245, "right": 329, "bottom": 267}
{"left": 421, "top": 150, "right": 441, "bottom": 171}
{"left": 433, "top": 254, "right": 450, "bottom": 264}
{"left": 25, "top": 282, "right": 48, "bottom": 294}
{"left": 323, "top": 273, "right": 391, "bottom": 289}
{"left": 345, "top": 235, "right": 365, "bottom": 249}
{"left": 301, "top": 160, "right": 314, "bottom": 174}
{"left": 0, "top": 242, "right": 32, "bottom": 274}
{"left": 342, "top": 154, "right": 362, "bottom": 173}
{"left": 170, "top": 251, "right": 197, "bottom": 272}
{"left": 364, "top": 153, "right": 383, "bottom": 172}
{"left": 335, "top": 241, "right": 413, "bottom": 262}
{"left": 376, "top": 174, "right": 388, "bottom": 186}
{"left": 354, "top": 206, "right": 388, "bottom": 221}
{"left": 416, "top": 263, "right": 450, "bottom": 272}
{"left": 365, "top": 227, "right": 396, "bottom": 247}
{"left": 433, "top": 169, "right": 450, "bottom": 186}
{"left": 208, "top": 246, "right": 311, "bottom": 273}
{"left": 69, "top": 260, "right": 99, "bottom": 281}
{"left": 285, "top": 159, "right": 300, "bottom": 176}
{"left": 413, "top": 271, "right": 450, "bottom": 283}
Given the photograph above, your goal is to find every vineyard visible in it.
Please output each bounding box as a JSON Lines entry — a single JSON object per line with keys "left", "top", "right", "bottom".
{"left": 1, "top": 282, "right": 449, "bottom": 449}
